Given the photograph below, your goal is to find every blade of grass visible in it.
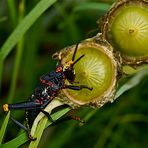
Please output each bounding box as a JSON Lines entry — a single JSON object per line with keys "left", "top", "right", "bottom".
{"left": 1, "top": 107, "right": 70, "bottom": 148}
{"left": 29, "top": 99, "right": 70, "bottom": 148}
{"left": 29, "top": 107, "right": 70, "bottom": 148}
{"left": 7, "top": 0, "right": 17, "bottom": 28}
{"left": 1, "top": 133, "right": 28, "bottom": 148}
{"left": 0, "top": 0, "right": 57, "bottom": 91}
{"left": 0, "top": 111, "right": 10, "bottom": 145}
{"left": 8, "top": 0, "right": 25, "bottom": 103}
{"left": 0, "top": 0, "right": 57, "bottom": 61}
{"left": 115, "top": 67, "right": 148, "bottom": 100}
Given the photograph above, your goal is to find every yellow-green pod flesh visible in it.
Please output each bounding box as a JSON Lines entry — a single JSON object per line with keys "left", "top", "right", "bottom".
{"left": 54, "top": 36, "right": 118, "bottom": 108}
{"left": 101, "top": 0, "right": 148, "bottom": 65}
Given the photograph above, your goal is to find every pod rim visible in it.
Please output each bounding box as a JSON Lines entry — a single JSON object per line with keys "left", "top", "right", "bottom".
{"left": 54, "top": 36, "right": 118, "bottom": 108}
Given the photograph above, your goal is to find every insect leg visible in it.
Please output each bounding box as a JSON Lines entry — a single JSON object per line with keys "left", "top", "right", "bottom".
{"left": 10, "top": 116, "right": 36, "bottom": 141}
{"left": 40, "top": 110, "right": 55, "bottom": 123}
{"left": 30, "top": 99, "right": 64, "bottom": 136}
{"left": 38, "top": 99, "right": 55, "bottom": 122}
{"left": 48, "top": 115, "right": 85, "bottom": 127}
{"left": 64, "top": 85, "right": 93, "bottom": 91}
{"left": 68, "top": 115, "right": 85, "bottom": 123}
{"left": 58, "top": 115, "right": 85, "bottom": 124}
{"left": 3, "top": 101, "right": 41, "bottom": 112}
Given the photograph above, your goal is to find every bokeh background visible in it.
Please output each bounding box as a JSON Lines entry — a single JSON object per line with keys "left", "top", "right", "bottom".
{"left": 0, "top": 0, "right": 148, "bottom": 148}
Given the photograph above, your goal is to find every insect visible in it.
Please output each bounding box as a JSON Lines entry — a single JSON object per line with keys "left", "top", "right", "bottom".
{"left": 2, "top": 44, "right": 92, "bottom": 140}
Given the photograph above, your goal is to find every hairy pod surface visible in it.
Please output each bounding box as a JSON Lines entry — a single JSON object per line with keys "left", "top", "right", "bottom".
{"left": 53, "top": 35, "right": 119, "bottom": 108}
{"left": 100, "top": 0, "right": 148, "bottom": 65}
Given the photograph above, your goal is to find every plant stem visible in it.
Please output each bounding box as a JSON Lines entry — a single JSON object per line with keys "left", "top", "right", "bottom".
{"left": 8, "top": 0, "right": 25, "bottom": 103}
{"left": 7, "top": 0, "right": 17, "bottom": 28}
{"left": 0, "top": 60, "right": 3, "bottom": 95}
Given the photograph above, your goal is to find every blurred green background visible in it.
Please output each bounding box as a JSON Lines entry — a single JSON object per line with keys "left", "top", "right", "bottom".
{"left": 0, "top": 0, "right": 148, "bottom": 148}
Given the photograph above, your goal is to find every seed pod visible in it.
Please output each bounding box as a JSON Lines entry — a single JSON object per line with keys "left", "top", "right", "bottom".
{"left": 100, "top": 0, "right": 148, "bottom": 65}
{"left": 53, "top": 35, "right": 119, "bottom": 108}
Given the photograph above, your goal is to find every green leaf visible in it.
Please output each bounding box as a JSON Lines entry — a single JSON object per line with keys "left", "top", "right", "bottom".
{"left": 1, "top": 107, "right": 70, "bottom": 148}
{"left": 0, "top": 0, "right": 57, "bottom": 61}
{"left": 1, "top": 133, "right": 28, "bottom": 148}
{"left": 0, "top": 112, "right": 10, "bottom": 145}
{"left": 29, "top": 107, "right": 70, "bottom": 148}
{"left": 0, "top": 0, "right": 57, "bottom": 92}
{"left": 115, "top": 67, "right": 148, "bottom": 99}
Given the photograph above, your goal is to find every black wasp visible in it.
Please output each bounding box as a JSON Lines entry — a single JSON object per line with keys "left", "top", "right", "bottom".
{"left": 2, "top": 44, "right": 92, "bottom": 140}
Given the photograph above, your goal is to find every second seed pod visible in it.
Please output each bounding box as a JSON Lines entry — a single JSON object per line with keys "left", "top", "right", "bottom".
{"left": 100, "top": 0, "right": 148, "bottom": 65}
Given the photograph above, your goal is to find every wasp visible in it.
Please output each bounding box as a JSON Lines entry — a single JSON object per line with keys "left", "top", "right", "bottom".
{"left": 2, "top": 44, "right": 92, "bottom": 140}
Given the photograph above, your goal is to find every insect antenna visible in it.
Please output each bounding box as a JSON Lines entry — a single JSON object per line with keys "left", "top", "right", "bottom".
{"left": 73, "top": 54, "right": 84, "bottom": 66}
{"left": 72, "top": 43, "right": 79, "bottom": 61}
{"left": 71, "top": 43, "right": 84, "bottom": 66}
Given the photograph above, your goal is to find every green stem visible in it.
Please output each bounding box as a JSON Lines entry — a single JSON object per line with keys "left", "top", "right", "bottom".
{"left": 2, "top": 133, "right": 28, "bottom": 148}
{"left": 0, "top": 60, "right": 3, "bottom": 95}
{"left": 8, "top": 0, "right": 25, "bottom": 103}
{"left": 7, "top": 0, "right": 17, "bottom": 28}
{"left": 0, "top": 112, "right": 10, "bottom": 145}
{"left": 0, "top": 0, "right": 57, "bottom": 61}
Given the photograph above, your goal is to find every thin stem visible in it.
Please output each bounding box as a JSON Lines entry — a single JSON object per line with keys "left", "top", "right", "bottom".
{"left": 0, "top": 60, "right": 3, "bottom": 95}
{"left": 7, "top": 0, "right": 17, "bottom": 28}
{"left": 8, "top": 0, "right": 25, "bottom": 103}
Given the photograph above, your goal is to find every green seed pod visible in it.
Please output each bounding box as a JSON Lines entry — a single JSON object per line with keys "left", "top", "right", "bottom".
{"left": 100, "top": 0, "right": 148, "bottom": 65}
{"left": 53, "top": 35, "right": 119, "bottom": 108}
